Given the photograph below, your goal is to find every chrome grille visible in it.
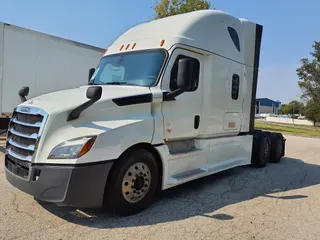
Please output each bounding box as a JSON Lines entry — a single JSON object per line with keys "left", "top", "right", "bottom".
{"left": 6, "top": 106, "right": 48, "bottom": 166}
{"left": 9, "top": 145, "right": 33, "bottom": 157}
{"left": 12, "top": 124, "right": 39, "bottom": 136}
{"left": 15, "top": 112, "right": 43, "bottom": 125}
{"left": 10, "top": 134, "right": 36, "bottom": 147}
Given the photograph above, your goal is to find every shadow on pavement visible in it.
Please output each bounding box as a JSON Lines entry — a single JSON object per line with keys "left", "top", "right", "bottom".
{"left": 39, "top": 157, "right": 320, "bottom": 228}
{"left": 205, "top": 213, "right": 234, "bottom": 220}
{"left": 263, "top": 194, "right": 308, "bottom": 200}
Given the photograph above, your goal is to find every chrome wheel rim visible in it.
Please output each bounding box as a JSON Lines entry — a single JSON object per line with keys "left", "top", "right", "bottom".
{"left": 122, "top": 162, "right": 151, "bottom": 203}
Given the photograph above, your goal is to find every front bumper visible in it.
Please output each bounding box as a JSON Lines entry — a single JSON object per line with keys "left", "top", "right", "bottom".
{"left": 5, "top": 155, "right": 114, "bottom": 208}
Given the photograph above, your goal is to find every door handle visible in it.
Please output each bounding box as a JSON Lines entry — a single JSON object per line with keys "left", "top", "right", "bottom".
{"left": 194, "top": 115, "right": 200, "bottom": 129}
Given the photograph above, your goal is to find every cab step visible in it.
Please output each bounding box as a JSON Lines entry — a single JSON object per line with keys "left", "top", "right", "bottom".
{"left": 168, "top": 168, "right": 208, "bottom": 185}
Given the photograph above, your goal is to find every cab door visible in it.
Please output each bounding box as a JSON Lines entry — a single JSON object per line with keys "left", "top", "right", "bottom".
{"left": 161, "top": 49, "right": 203, "bottom": 140}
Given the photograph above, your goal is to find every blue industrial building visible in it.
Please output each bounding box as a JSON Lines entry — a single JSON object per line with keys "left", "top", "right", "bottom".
{"left": 256, "top": 98, "right": 281, "bottom": 114}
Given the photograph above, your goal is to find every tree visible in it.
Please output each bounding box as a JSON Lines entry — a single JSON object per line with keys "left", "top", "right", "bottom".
{"left": 280, "top": 104, "right": 289, "bottom": 114}
{"left": 153, "top": 0, "right": 211, "bottom": 19}
{"left": 280, "top": 101, "right": 305, "bottom": 115}
{"left": 296, "top": 41, "right": 320, "bottom": 125}
{"left": 296, "top": 41, "right": 320, "bottom": 100}
{"left": 304, "top": 98, "right": 320, "bottom": 126}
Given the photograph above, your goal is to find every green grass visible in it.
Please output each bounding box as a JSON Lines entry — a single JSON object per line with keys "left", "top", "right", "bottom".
{"left": 255, "top": 121, "right": 320, "bottom": 138}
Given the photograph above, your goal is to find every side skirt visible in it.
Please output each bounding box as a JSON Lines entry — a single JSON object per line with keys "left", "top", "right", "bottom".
{"left": 155, "top": 134, "right": 253, "bottom": 190}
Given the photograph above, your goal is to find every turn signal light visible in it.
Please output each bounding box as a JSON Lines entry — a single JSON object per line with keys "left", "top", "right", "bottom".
{"left": 78, "top": 136, "right": 97, "bottom": 158}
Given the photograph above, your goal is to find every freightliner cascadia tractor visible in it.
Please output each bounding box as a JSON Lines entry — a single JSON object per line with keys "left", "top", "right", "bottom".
{"left": 5, "top": 10, "right": 285, "bottom": 215}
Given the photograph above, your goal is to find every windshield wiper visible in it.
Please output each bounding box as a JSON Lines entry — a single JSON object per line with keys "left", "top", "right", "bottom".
{"left": 106, "top": 81, "right": 127, "bottom": 85}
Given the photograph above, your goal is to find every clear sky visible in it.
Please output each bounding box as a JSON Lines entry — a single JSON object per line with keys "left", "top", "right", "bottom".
{"left": 1, "top": 0, "right": 320, "bottom": 103}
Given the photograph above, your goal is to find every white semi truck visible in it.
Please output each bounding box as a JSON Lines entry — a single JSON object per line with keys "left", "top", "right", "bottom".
{"left": 5, "top": 10, "right": 285, "bottom": 215}
{"left": 0, "top": 22, "right": 104, "bottom": 129}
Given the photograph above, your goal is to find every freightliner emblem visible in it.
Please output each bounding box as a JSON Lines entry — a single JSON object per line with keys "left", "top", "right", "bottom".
{"left": 20, "top": 107, "right": 31, "bottom": 113}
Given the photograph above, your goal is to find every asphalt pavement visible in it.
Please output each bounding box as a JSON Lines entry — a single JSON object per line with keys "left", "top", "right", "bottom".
{"left": 0, "top": 135, "right": 319, "bottom": 240}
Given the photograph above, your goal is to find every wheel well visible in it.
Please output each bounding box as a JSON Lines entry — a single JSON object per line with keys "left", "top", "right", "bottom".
{"left": 104, "top": 143, "right": 164, "bottom": 202}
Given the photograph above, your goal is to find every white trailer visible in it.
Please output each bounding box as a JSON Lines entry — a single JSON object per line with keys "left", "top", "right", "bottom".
{"left": 4, "top": 10, "right": 285, "bottom": 215}
{"left": 0, "top": 22, "right": 104, "bottom": 128}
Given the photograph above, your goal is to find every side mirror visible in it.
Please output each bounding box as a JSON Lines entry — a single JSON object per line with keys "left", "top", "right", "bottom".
{"left": 88, "top": 68, "right": 95, "bottom": 82}
{"left": 19, "top": 87, "right": 29, "bottom": 102}
{"left": 177, "top": 58, "right": 197, "bottom": 91}
{"left": 163, "top": 58, "right": 197, "bottom": 101}
{"left": 86, "top": 86, "right": 102, "bottom": 100}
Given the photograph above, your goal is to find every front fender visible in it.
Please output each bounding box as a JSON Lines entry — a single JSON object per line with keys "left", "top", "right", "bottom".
{"left": 80, "top": 118, "right": 154, "bottom": 164}
{"left": 34, "top": 109, "right": 154, "bottom": 164}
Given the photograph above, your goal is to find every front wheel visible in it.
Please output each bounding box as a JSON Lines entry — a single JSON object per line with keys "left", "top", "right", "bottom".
{"left": 104, "top": 149, "right": 159, "bottom": 215}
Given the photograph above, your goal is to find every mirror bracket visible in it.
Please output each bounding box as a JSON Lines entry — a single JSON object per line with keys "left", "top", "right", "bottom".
{"left": 163, "top": 89, "right": 184, "bottom": 101}
{"left": 67, "top": 86, "right": 102, "bottom": 121}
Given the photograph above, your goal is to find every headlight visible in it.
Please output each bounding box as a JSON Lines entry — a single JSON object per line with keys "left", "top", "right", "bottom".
{"left": 48, "top": 136, "right": 97, "bottom": 159}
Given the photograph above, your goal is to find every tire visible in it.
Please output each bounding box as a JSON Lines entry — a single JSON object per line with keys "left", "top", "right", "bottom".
{"left": 251, "top": 132, "right": 271, "bottom": 168}
{"left": 104, "top": 149, "right": 159, "bottom": 215}
{"left": 269, "top": 133, "right": 284, "bottom": 163}
{"left": 261, "top": 131, "right": 271, "bottom": 137}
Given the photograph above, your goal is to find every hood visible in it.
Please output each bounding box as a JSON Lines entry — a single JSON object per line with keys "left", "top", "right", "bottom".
{"left": 21, "top": 85, "right": 155, "bottom": 165}
{"left": 21, "top": 85, "right": 152, "bottom": 114}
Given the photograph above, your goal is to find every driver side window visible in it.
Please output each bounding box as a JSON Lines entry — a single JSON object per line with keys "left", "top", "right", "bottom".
{"left": 170, "top": 55, "right": 200, "bottom": 91}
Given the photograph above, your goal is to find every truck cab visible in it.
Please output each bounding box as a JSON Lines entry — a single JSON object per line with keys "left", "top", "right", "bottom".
{"left": 4, "top": 10, "right": 285, "bottom": 215}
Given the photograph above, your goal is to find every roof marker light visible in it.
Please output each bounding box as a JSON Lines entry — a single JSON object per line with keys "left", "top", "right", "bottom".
{"left": 120, "top": 45, "right": 124, "bottom": 51}
{"left": 160, "top": 39, "right": 165, "bottom": 47}
{"left": 126, "top": 44, "right": 130, "bottom": 50}
{"left": 132, "top": 43, "right": 136, "bottom": 49}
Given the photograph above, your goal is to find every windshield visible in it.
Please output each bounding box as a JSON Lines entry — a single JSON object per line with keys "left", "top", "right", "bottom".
{"left": 89, "top": 50, "right": 166, "bottom": 87}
